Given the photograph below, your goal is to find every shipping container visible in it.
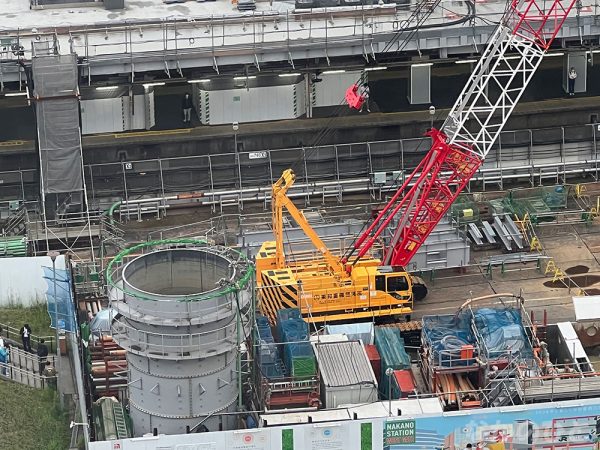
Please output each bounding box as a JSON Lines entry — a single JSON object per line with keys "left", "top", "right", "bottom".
{"left": 374, "top": 327, "right": 411, "bottom": 399}
{"left": 313, "top": 340, "right": 378, "bottom": 408}
{"left": 364, "top": 344, "right": 382, "bottom": 384}
{"left": 392, "top": 369, "right": 416, "bottom": 399}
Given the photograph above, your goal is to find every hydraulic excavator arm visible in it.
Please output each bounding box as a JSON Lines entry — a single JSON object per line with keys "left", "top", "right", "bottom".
{"left": 272, "top": 169, "right": 346, "bottom": 275}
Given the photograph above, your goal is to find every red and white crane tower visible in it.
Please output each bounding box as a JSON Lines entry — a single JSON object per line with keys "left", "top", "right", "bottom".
{"left": 344, "top": 0, "right": 576, "bottom": 268}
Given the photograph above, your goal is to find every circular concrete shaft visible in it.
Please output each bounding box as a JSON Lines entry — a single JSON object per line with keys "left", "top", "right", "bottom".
{"left": 109, "top": 244, "right": 253, "bottom": 436}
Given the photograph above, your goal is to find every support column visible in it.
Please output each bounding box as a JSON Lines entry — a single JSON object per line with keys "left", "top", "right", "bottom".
{"left": 305, "top": 73, "right": 313, "bottom": 119}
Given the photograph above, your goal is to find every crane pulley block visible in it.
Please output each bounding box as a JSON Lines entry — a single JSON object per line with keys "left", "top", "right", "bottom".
{"left": 345, "top": 84, "right": 364, "bottom": 110}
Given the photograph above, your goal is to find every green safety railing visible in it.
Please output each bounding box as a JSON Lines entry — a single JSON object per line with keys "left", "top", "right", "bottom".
{"left": 106, "top": 238, "right": 254, "bottom": 303}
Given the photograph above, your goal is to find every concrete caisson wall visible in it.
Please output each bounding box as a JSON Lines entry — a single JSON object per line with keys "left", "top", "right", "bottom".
{"left": 110, "top": 246, "right": 252, "bottom": 436}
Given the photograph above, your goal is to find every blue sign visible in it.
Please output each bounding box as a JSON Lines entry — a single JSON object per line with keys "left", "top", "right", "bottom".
{"left": 384, "top": 405, "right": 600, "bottom": 450}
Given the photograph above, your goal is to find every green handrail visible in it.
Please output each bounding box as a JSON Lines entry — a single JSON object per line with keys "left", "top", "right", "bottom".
{"left": 106, "top": 239, "right": 254, "bottom": 303}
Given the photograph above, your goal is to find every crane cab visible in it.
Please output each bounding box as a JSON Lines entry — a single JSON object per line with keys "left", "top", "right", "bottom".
{"left": 374, "top": 267, "right": 410, "bottom": 298}
{"left": 373, "top": 265, "right": 427, "bottom": 302}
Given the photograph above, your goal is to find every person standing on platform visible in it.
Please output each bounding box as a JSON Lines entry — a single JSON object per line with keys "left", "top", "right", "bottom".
{"left": 568, "top": 67, "right": 577, "bottom": 96}
{"left": 20, "top": 324, "right": 32, "bottom": 353}
{"left": 182, "top": 93, "right": 193, "bottom": 124}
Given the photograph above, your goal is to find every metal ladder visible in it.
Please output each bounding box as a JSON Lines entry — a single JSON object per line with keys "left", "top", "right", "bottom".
{"left": 112, "top": 403, "right": 129, "bottom": 439}
{"left": 482, "top": 356, "right": 526, "bottom": 407}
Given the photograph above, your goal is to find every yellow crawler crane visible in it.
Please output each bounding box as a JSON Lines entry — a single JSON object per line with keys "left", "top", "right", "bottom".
{"left": 256, "top": 169, "right": 427, "bottom": 324}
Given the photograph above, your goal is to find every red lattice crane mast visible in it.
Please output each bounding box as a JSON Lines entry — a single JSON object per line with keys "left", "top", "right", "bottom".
{"left": 343, "top": 0, "right": 576, "bottom": 268}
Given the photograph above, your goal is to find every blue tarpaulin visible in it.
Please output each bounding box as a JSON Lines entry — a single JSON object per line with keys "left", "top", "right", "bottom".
{"left": 43, "top": 266, "right": 76, "bottom": 333}
{"left": 473, "top": 308, "right": 533, "bottom": 359}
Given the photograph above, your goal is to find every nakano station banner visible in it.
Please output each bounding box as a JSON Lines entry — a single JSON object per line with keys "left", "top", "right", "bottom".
{"left": 89, "top": 399, "right": 600, "bottom": 450}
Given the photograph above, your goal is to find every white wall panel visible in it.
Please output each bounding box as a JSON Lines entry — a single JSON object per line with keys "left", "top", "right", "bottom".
{"left": 146, "top": 90, "right": 156, "bottom": 130}
{"left": 122, "top": 94, "right": 148, "bottom": 130}
{"left": 0, "top": 255, "right": 66, "bottom": 307}
{"left": 81, "top": 98, "right": 124, "bottom": 135}
{"left": 200, "top": 81, "right": 306, "bottom": 125}
{"left": 81, "top": 94, "right": 151, "bottom": 134}
{"left": 87, "top": 398, "right": 600, "bottom": 450}
{"left": 312, "top": 71, "right": 363, "bottom": 107}
{"left": 562, "top": 51, "right": 587, "bottom": 93}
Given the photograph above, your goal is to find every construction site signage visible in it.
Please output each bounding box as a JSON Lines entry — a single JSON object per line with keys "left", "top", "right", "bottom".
{"left": 383, "top": 419, "right": 416, "bottom": 446}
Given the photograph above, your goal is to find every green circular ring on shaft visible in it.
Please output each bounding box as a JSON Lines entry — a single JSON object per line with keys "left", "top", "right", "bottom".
{"left": 106, "top": 238, "right": 254, "bottom": 302}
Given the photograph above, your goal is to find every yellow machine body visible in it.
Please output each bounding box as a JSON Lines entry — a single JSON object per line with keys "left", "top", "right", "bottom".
{"left": 256, "top": 241, "right": 415, "bottom": 324}
{"left": 256, "top": 168, "right": 421, "bottom": 324}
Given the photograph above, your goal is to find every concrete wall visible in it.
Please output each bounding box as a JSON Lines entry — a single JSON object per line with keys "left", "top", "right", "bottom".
{"left": 0, "top": 255, "right": 66, "bottom": 307}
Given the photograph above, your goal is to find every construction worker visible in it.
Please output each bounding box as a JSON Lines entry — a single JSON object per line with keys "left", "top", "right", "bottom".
{"left": 42, "top": 361, "right": 57, "bottom": 389}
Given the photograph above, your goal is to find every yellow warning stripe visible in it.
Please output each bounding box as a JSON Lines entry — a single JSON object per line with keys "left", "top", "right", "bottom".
{"left": 0, "top": 140, "right": 26, "bottom": 147}
{"left": 113, "top": 129, "right": 191, "bottom": 139}
{"left": 259, "top": 274, "right": 284, "bottom": 325}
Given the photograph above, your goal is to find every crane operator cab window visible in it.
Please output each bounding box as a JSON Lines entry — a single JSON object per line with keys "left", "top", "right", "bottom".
{"left": 375, "top": 275, "right": 409, "bottom": 293}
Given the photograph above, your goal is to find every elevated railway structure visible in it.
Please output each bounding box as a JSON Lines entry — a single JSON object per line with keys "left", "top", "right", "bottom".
{"left": 1, "top": 0, "right": 599, "bottom": 83}
{"left": 1, "top": 122, "right": 599, "bottom": 211}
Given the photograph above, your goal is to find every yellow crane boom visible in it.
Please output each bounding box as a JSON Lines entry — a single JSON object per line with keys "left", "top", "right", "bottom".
{"left": 272, "top": 169, "right": 345, "bottom": 275}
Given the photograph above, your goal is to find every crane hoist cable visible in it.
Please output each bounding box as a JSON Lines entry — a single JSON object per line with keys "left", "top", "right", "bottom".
{"left": 284, "top": 0, "right": 474, "bottom": 175}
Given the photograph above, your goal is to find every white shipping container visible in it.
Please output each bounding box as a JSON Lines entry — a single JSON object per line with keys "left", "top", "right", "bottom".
{"left": 313, "top": 340, "right": 378, "bottom": 409}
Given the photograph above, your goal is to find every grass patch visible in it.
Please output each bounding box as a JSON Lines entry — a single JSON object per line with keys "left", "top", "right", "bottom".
{"left": 0, "top": 381, "right": 70, "bottom": 450}
{"left": 0, "top": 304, "right": 53, "bottom": 338}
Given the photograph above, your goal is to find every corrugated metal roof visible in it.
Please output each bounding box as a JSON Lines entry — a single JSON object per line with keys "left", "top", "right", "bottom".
{"left": 314, "top": 340, "right": 377, "bottom": 388}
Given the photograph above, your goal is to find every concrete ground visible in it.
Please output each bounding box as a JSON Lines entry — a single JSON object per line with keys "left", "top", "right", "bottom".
{"left": 411, "top": 221, "right": 600, "bottom": 325}
{"left": 122, "top": 202, "right": 600, "bottom": 326}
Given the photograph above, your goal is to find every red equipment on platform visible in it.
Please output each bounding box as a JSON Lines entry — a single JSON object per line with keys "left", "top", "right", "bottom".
{"left": 345, "top": 84, "right": 364, "bottom": 110}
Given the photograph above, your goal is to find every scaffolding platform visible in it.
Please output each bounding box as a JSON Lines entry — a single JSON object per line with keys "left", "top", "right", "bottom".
{"left": 27, "top": 220, "right": 100, "bottom": 253}
{"left": 519, "top": 376, "right": 600, "bottom": 402}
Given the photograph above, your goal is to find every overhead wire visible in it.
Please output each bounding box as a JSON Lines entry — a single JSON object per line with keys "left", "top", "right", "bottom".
{"left": 277, "top": 0, "right": 481, "bottom": 260}
{"left": 285, "top": 0, "right": 476, "bottom": 176}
